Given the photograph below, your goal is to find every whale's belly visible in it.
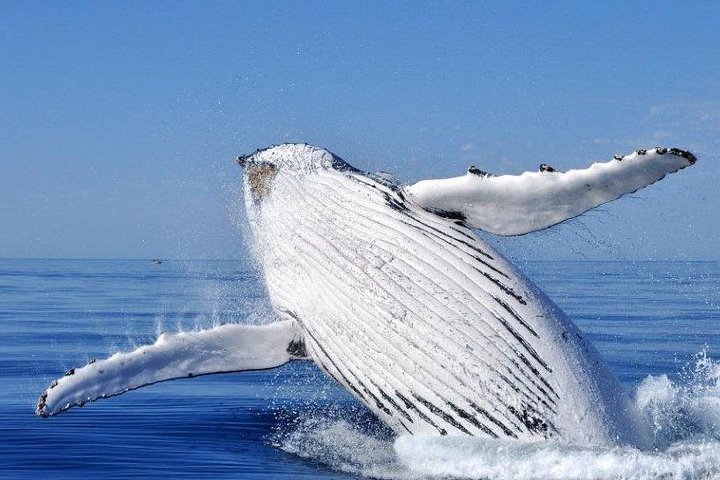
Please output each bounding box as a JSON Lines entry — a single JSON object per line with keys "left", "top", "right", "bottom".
{"left": 247, "top": 167, "right": 646, "bottom": 446}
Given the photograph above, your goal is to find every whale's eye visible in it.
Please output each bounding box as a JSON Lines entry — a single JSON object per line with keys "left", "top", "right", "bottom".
{"left": 247, "top": 163, "right": 278, "bottom": 201}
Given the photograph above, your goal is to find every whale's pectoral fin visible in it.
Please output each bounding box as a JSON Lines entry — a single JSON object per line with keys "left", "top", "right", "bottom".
{"left": 36, "top": 320, "right": 305, "bottom": 417}
{"left": 404, "top": 147, "right": 696, "bottom": 235}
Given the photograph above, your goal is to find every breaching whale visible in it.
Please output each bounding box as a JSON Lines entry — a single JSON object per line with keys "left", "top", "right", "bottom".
{"left": 37, "top": 144, "right": 696, "bottom": 448}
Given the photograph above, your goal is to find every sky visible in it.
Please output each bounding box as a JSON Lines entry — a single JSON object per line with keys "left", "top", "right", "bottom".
{"left": 1, "top": 1, "right": 718, "bottom": 260}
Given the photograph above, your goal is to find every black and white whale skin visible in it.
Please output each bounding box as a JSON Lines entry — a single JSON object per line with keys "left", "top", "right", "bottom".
{"left": 37, "top": 144, "right": 696, "bottom": 448}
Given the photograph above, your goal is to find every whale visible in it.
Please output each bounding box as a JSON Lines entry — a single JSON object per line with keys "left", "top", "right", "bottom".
{"left": 36, "top": 144, "right": 696, "bottom": 448}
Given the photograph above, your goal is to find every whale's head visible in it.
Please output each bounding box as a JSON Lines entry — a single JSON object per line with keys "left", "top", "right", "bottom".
{"left": 237, "top": 143, "right": 358, "bottom": 203}
{"left": 235, "top": 143, "right": 364, "bottom": 254}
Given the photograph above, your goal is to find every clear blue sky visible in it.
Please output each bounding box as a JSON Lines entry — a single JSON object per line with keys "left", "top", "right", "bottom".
{"left": 1, "top": 1, "right": 718, "bottom": 260}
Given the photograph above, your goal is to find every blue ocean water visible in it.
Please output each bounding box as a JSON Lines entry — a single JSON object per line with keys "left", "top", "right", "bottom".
{"left": 1, "top": 259, "right": 719, "bottom": 479}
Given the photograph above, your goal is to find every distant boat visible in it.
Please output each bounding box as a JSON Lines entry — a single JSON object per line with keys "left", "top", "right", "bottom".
{"left": 151, "top": 259, "right": 162, "bottom": 265}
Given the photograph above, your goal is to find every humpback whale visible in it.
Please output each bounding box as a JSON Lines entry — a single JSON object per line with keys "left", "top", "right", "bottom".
{"left": 36, "top": 144, "right": 696, "bottom": 448}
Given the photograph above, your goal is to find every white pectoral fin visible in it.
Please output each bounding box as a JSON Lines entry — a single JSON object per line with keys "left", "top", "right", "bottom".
{"left": 404, "top": 147, "right": 696, "bottom": 235}
{"left": 37, "top": 320, "right": 304, "bottom": 417}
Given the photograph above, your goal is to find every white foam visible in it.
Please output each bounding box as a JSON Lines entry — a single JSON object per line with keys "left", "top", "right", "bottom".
{"left": 398, "top": 436, "right": 720, "bottom": 479}
{"left": 278, "top": 420, "right": 720, "bottom": 480}
{"left": 277, "top": 351, "right": 720, "bottom": 480}
{"left": 275, "top": 417, "right": 406, "bottom": 479}
{"left": 636, "top": 349, "right": 720, "bottom": 448}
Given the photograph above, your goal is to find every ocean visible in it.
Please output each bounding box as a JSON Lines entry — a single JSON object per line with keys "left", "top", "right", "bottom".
{"left": 1, "top": 259, "right": 719, "bottom": 479}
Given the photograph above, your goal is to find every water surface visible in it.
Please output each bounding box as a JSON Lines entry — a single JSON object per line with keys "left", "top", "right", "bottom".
{"left": 1, "top": 259, "right": 718, "bottom": 479}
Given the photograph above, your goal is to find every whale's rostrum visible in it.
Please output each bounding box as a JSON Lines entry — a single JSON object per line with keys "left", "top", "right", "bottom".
{"left": 37, "top": 144, "right": 697, "bottom": 448}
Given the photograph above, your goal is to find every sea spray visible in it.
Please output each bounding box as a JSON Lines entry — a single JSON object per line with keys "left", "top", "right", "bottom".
{"left": 275, "top": 414, "right": 720, "bottom": 479}
{"left": 393, "top": 435, "right": 719, "bottom": 480}
{"left": 636, "top": 348, "right": 720, "bottom": 448}
{"left": 275, "top": 350, "right": 720, "bottom": 480}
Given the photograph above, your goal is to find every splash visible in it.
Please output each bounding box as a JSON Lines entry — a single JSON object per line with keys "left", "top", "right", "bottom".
{"left": 275, "top": 351, "right": 720, "bottom": 480}
{"left": 272, "top": 415, "right": 407, "bottom": 479}
{"left": 636, "top": 348, "right": 720, "bottom": 448}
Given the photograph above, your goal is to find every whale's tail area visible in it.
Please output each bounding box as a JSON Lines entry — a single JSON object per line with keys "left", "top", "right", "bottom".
{"left": 36, "top": 320, "right": 305, "bottom": 417}
{"left": 404, "top": 147, "right": 696, "bottom": 236}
